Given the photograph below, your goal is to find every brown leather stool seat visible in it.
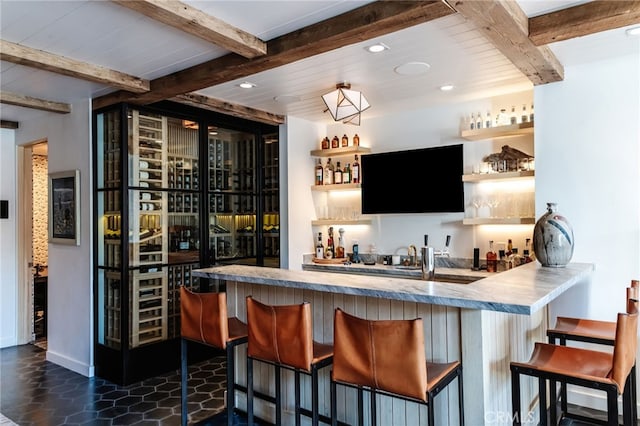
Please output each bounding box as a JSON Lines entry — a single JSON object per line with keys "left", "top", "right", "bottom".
{"left": 330, "top": 308, "right": 464, "bottom": 426}
{"left": 180, "top": 286, "right": 248, "bottom": 426}
{"left": 246, "top": 296, "right": 333, "bottom": 426}
{"left": 511, "top": 310, "right": 639, "bottom": 426}
{"left": 546, "top": 282, "right": 638, "bottom": 424}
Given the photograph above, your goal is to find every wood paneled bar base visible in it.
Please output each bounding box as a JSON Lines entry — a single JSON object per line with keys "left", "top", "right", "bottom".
{"left": 192, "top": 262, "right": 594, "bottom": 425}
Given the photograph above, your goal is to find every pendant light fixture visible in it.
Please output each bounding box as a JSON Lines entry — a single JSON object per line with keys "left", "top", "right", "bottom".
{"left": 321, "top": 83, "right": 370, "bottom": 125}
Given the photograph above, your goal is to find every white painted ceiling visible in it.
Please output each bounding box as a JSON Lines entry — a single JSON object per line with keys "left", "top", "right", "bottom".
{"left": 1, "top": 1, "right": 638, "bottom": 125}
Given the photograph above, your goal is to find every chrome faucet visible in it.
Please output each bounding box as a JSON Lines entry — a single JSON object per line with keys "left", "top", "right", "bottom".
{"left": 408, "top": 245, "right": 418, "bottom": 266}
{"left": 435, "top": 235, "right": 451, "bottom": 257}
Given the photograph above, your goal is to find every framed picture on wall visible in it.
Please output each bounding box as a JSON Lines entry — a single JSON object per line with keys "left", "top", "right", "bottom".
{"left": 49, "top": 170, "right": 80, "bottom": 245}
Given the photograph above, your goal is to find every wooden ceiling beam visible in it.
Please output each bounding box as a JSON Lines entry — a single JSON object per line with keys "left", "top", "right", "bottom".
{"left": 1, "top": 120, "right": 19, "bottom": 129}
{"left": 529, "top": 0, "right": 640, "bottom": 46}
{"left": 447, "top": 0, "right": 564, "bottom": 85}
{"left": 0, "top": 39, "right": 150, "bottom": 93}
{"left": 0, "top": 91, "right": 71, "bottom": 114}
{"left": 172, "top": 93, "right": 285, "bottom": 126}
{"left": 94, "top": 0, "right": 455, "bottom": 109}
{"left": 112, "top": 0, "right": 266, "bottom": 59}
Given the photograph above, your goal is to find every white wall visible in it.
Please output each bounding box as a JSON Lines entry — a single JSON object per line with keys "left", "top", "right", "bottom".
{"left": 13, "top": 99, "right": 94, "bottom": 377}
{"left": 0, "top": 129, "right": 18, "bottom": 348}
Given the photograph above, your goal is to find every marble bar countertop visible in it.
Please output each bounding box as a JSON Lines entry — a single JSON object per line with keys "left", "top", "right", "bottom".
{"left": 192, "top": 262, "right": 594, "bottom": 315}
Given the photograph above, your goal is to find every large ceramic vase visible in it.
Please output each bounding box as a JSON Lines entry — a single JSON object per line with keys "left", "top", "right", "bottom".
{"left": 533, "top": 202, "right": 574, "bottom": 267}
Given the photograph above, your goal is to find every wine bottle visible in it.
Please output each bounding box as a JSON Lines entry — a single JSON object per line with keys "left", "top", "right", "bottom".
{"left": 343, "top": 163, "right": 351, "bottom": 184}
{"left": 486, "top": 240, "right": 498, "bottom": 272}
{"left": 315, "top": 232, "right": 324, "bottom": 259}
{"left": 352, "top": 155, "right": 360, "bottom": 183}
{"left": 324, "top": 158, "right": 334, "bottom": 185}
{"left": 334, "top": 161, "right": 343, "bottom": 184}
{"left": 315, "top": 158, "right": 323, "bottom": 186}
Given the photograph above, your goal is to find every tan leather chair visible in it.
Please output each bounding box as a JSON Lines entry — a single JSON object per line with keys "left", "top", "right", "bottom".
{"left": 246, "top": 296, "right": 333, "bottom": 426}
{"left": 511, "top": 310, "right": 639, "bottom": 426}
{"left": 330, "top": 308, "right": 464, "bottom": 426}
{"left": 546, "top": 282, "right": 638, "bottom": 424}
{"left": 180, "top": 286, "right": 248, "bottom": 426}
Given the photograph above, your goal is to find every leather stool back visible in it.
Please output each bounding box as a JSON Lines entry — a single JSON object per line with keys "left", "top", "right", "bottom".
{"left": 246, "top": 296, "right": 333, "bottom": 426}
{"left": 180, "top": 286, "right": 248, "bottom": 426}
{"left": 331, "top": 308, "right": 463, "bottom": 426}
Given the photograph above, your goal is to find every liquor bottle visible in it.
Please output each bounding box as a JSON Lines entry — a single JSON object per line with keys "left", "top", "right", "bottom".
{"left": 486, "top": 240, "right": 498, "bottom": 272}
{"left": 334, "top": 161, "right": 343, "bottom": 184}
{"left": 476, "top": 112, "right": 483, "bottom": 129}
{"left": 507, "top": 239, "right": 513, "bottom": 256}
{"left": 497, "top": 108, "right": 509, "bottom": 126}
{"left": 353, "top": 134, "right": 360, "bottom": 146}
{"left": 512, "top": 247, "right": 522, "bottom": 267}
{"left": 327, "top": 227, "right": 335, "bottom": 258}
{"left": 521, "top": 104, "right": 528, "bottom": 123}
{"left": 523, "top": 238, "right": 533, "bottom": 263}
{"left": 470, "top": 113, "right": 475, "bottom": 130}
{"left": 323, "top": 158, "right": 334, "bottom": 185}
{"left": 315, "top": 158, "right": 323, "bottom": 186}
{"left": 315, "top": 232, "right": 324, "bottom": 259}
{"left": 352, "top": 155, "right": 360, "bottom": 183}
{"left": 510, "top": 106, "right": 517, "bottom": 125}
{"left": 485, "top": 111, "right": 492, "bottom": 128}
{"left": 341, "top": 134, "right": 349, "bottom": 147}
{"left": 331, "top": 135, "right": 339, "bottom": 148}
{"left": 336, "top": 228, "right": 346, "bottom": 258}
{"left": 529, "top": 103, "right": 534, "bottom": 122}
{"left": 343, "top": 163, "right": 351, "bottom": 184}
{"left": 321, "top": 137, "right": 330, "bottom": 150}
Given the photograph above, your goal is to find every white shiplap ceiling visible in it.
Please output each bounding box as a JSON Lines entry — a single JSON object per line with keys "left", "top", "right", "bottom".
{"left": 1, "top": 1, "right": 638, "bottom": 125}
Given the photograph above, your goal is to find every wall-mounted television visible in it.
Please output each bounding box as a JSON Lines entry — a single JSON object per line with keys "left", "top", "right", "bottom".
{"left": 361, "top": 144, "right": 464, "bottom": 214}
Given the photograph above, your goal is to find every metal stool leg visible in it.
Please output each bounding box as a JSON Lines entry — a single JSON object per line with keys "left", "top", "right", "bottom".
{"left": 357, "top": 387, "right": 364, "bottom": 426}
{"left": 312, "top": 366, "right": 319, "bottom": 426}
{"left": 226, "top": 344, "right": 235, "bottom": 426}
{"left": 295, "top": 370, "right": 301, "bottom": 426}
{"left": 330, "top": 378, "right": 337, "bottom": 426}
{"left": 370, "top": 389, "right": 376, "bottom": 426}
{"left": 511, "top": 368, "right": 521, "bottom": 426}
{"left": 247, "top": 356, "right": 254, "bottom": 425}
{"left": 181, "top": 339, "right": 188, "bottom": 426}
{"left": 539, "top": 378, "right": 547, "bottom": 426}
{"left": 275, "top": 365, "right": 281, "bottom": 426}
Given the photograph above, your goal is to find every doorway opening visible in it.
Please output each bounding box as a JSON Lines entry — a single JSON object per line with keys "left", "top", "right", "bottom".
{"left": 30, "top": 142, "right": 48, "bottom": 349}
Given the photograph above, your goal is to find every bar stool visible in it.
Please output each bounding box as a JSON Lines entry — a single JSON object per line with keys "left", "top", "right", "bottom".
{"left": 511, "top": 310, "right": 638, "bottom": 426}
{"left": 246, "top": 296, "right": 333, "bottom": 426}
{"left": 180, "top": 286, "right": 248, "bottom": 426}
{"left": 330, "top": 308, "right": 464, "bottom": 426}
{"left": 547, "top": 281, "right": 639, "bottom": 424}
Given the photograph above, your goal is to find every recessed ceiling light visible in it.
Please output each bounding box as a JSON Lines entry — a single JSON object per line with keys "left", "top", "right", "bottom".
{"left": 273, "top": 95, "right": 301, "bottom": 104}
{"left": 626, "top": 26, "right": 640, "bottom": 36}
{"left": 394, "top": 62, "right": 431, "bottom": 76}
{"left": 238, "top": 81, "right": 256, "bottom": 89}
{"left": 366, "top": 43, "right": 389, "bottom": 53}
{"left": 440, "top": 84, "right": 455, "bottom": 91}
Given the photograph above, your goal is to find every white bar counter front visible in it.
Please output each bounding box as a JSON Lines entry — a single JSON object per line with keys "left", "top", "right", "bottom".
{"left": 192, "top": 262, "right": 594, "bottom": 425}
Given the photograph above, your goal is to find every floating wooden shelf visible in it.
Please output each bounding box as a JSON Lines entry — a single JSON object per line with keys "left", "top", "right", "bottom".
{"left": 311, "top": 219, "right": 372, "bottom": 226}
{"left": 462, "top": 217, "right": 535, "bottom": 225}
{"left": 461, "top": 121, "right": 533, "bottom": 141}
{"left": 462, "top": 170, "right": 534, "bottom": 182}
{"left": 310, "top": 146, "right": 371, "bottom": 157}
{"left": 311, "top": 183, "right": 361, "bottom": 191}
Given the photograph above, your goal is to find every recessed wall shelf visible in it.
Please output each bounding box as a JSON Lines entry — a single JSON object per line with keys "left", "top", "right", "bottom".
{"left": 312, "top": 219, "right": 372, "bottom": 226}
{"left": 462, "top": 170, "right": 534, "bottom": 182}
{"left": 310, "top": 146, "right": 371, "bottom": 157}
{"left": 461, "top": 121, "right": 533, "bottom": 141}
{"left": 463, "top": 217, "right": 535, "bottom": 225}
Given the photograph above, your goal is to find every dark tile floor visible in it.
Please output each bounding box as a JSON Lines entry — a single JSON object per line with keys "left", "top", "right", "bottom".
{"left": 0, "top": 343, "right": 633, "bottom": 425}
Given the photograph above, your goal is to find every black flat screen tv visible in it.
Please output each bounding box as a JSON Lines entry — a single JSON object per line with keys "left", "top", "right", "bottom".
{"left": 361, "top": 144, "right": 464, "bottom": 214}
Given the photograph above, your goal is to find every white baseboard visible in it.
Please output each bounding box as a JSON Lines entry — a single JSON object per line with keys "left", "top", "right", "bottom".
{"left": 46, "top": 349, "right": 94, "bottom": 377}
{"left": 567, "top": 385, "right": 633, "bottom": 413}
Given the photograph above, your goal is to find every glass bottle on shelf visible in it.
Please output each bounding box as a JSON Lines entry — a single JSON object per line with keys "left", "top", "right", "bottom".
{"left": 476, "top": 112, "right": 483, "bottom": 129}
{"left": 315, "top": 158, "right": 323, "bottom": 186}
{"left": 486, "top": 240, "right": 498, "bottom": 272}
{"left": 331, "top": 136, "right": 339, "bottom": 149}
{"left": 470, "top": 113, "right": 475, "bottom": 130}
{"left": 343, "top": 163, "right": 351, "bottom": 184}
{"left": 315, "top": 232, "right": 324, "bottom": 259}
{"left": 352, "top": 155, "right": 360, "bottom": 183}
{"left": 327, "top": 227, "right": 335, "bottom": 258}
{"left": 341, "top": 134, "right": 349, "bottom": 147}
{"left": 324, "top": 158, "right": 334, "bottom": 185}
{"left": 524, "top": 238, "right": 533, "bottom": 263}
{"left": 510, "top": 106, "right": 517, "bottom": 125}
{"left": 353, "top": 134, "right": 360, "bottom": 146}
{"left": 497, "top": 109, "right": 509, "bottom": 126}
{"left": 485, "top": 111, "right": 492, "bottom": 128}
{"left": 334, "top": 161, "right": 343, "bottom": 184}
{"left": 336, "top": 228, "right": 346, "bottom": 258}
{"left": 529, "top": 103, "right": 535, "bottom": 122}
{"left": 521, "top": 104, "right": 528, "bottom": 123}
{"left": 321, "top": 137, "right": 330, "bottom": 150}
